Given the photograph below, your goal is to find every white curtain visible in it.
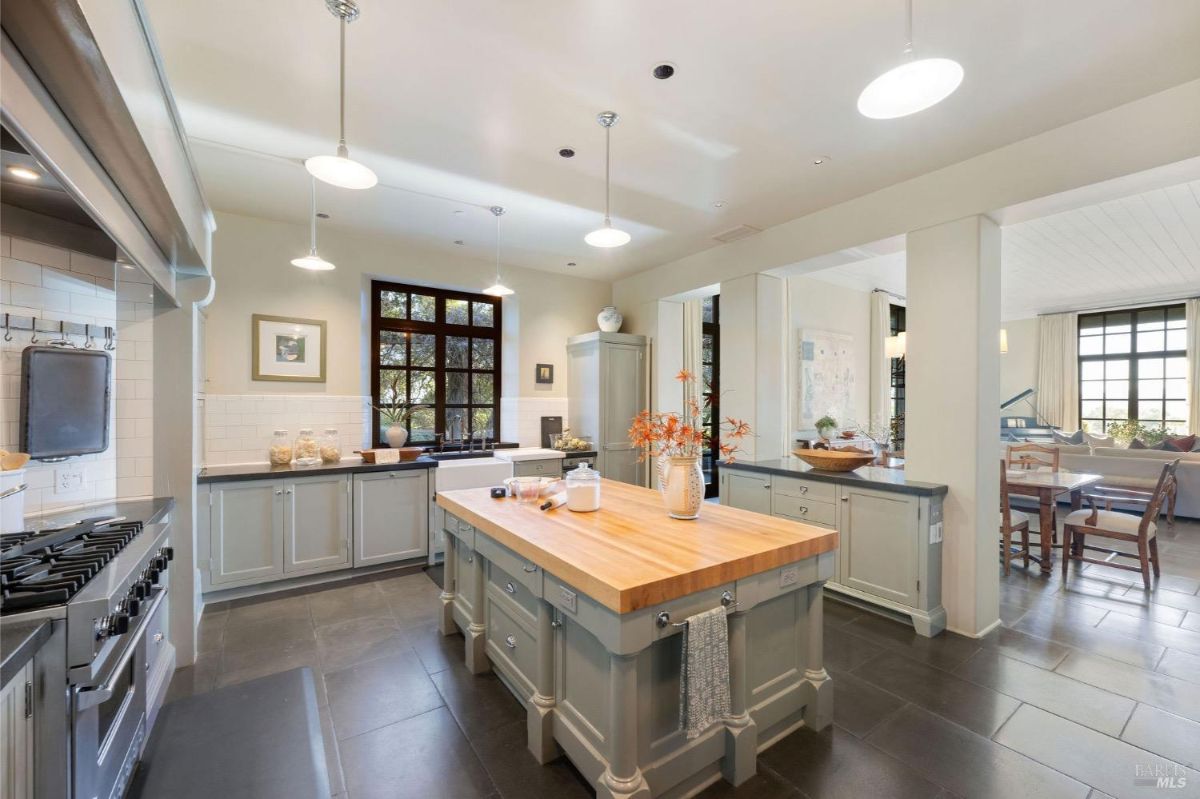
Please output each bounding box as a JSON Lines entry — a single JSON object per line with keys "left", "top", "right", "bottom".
{"left": 682, "top": 299, "right": 704, "bottom": 410}
{"left": 869, "top": 291, "right": 892, "bottom": 427}
{"left": 1035, "top": 312, "right": 1079, "bottom": 430}
{"left": 1188, "top": 298, "right": 1200, "bottom": 434}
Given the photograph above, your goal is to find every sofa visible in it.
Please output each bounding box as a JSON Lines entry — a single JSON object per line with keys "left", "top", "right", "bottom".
{"left": 1037, "top": 443, "right": 1200, "bottom": 519}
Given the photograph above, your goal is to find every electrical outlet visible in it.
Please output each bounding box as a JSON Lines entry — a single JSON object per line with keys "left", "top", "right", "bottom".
{"left": 780, "top": 565, "right": 799, "bottom": 588}
{"left": 55, "top": 465, "right": 85, "bottom": 495}
{"left": 559, "top": 586, "right": 577, "bottom": 614}
{"left": 930, "top": 521, "right": 944, "bottom": 544}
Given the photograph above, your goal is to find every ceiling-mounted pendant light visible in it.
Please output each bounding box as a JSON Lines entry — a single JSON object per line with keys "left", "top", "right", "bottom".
{"left": 291, "top": 177, "right": 336, "bottom": 270}
{"left": 483, "top": 206, "right": 514, "bottom": 296}
{"left": 585, "top": 112, "right": 631, "bottom": 248}
{"left": 857, "top": 0, "right": 963, "bottom": 120}
{"left": 305, "top": 0, "right": 378, "bottom": 189}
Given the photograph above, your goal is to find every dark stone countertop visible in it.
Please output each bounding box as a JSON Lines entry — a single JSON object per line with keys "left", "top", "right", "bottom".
{"left": 723, "top": 458, "right": 949, "bottom": 497}
{"left": 198, "top": 457, "right": 438, "bottom": 484}
{"left": 1, "top": 618, "right": 52, "bottom": 688}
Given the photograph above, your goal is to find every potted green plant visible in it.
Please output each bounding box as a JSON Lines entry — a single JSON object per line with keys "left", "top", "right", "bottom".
{"left": 815, "top": 415, "right": 838, "bottom": 442}
{"left": 1105, "top": 419, "right": 1145, "bottom": 447}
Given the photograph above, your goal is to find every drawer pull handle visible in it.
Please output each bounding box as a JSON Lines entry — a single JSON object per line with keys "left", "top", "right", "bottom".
{"left": 504, "top": 581, "right": 516, "bottom": 594}
{"left": 505, "top": 634, "right": 517, "bottom": 649}
{"left": 800, "top": 506, "right": 808, "bottom": 514}
{"left": 800, "top": 486, "right": 808, "bottom": 494}
{"left": 522, "top": 564, "right": 537, "bottom": 573}
{"left": 841, "top": 496, "right": 849, "bottom": 502}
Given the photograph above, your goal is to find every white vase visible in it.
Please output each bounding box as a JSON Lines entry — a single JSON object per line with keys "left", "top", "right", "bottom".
{"left": 386, "top": 425, "right": 408, "bottom": 448}
{"left": 597, "top": 305, "right": 623, "bottom": 333}
{"left": 660, "top": 455, "right": 704, "bottom": 520}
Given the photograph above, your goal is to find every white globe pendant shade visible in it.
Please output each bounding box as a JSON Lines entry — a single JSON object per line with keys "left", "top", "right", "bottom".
{"left": 304, "top": 154, "right": 378, "bottom": 190}
{"left": 857, "top": 57, "right": 963, "bottom": 119}
{"left": 585, "top": 224, "right": 631, "bottom": 248}
{"left": 291, "top": 251, "right": 336, "bottom": 271}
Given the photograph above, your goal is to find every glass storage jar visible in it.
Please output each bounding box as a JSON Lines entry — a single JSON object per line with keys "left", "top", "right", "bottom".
{"left": 319, "top": 428, "right": 341, "bottom": 464}
{"left": 565, "top": 463, "right": 601, "bottom": 512}
{"left": 268, "top": 430, "right": 292, "bottom": 466}
{"left": 294, "top": 428, "right": 320, "bottom": 466}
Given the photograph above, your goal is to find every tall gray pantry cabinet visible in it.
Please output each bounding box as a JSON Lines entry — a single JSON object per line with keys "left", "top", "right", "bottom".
{"left": 566, "top": 332, "right": 648, "bottom": 486}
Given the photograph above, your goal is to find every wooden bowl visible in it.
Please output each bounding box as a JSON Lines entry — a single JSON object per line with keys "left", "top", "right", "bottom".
{"left": 791, "top": 449, "right": 875, "bottom": 472}
{"left": 396, "top": 447, "right": 424, "bottom": 462}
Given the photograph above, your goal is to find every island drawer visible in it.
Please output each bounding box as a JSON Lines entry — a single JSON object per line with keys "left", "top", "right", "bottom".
{"left": 486, "top": 596, "right": 537, "bottom": 693}
{"left": 455, "top": 536, "right": 477, "bottom": 609}
{"left": 772, "top": 494, "right": 836, "bottom": 528}
{"left": 475, "top": 534, "right": 542, "bottom": 597}
{"left": 443, "top": 513, "right": 475, "bottom": 547}
{"left": 488, "top": 561, "right": 539, "bottom": 628}
{"left": 773, "top": 475, "right": 837, "bottom": 503}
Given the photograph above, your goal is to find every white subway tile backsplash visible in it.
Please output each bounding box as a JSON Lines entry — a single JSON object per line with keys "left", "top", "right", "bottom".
{"left": 203, "top": 394, "right": 370, "bottom": 466}
{"left": 1, "top": 257, "right": 43, "bottom": 287}
{"left": 9, "top": 238, "right": 69, "bottom": 270}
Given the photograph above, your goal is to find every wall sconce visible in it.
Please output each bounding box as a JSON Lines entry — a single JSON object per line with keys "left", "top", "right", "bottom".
{"left": 1000, "top": 328, "right": 1008, "bottom": 355}
{"left": 885, "top": 332, "right": 907, "bottom": 359}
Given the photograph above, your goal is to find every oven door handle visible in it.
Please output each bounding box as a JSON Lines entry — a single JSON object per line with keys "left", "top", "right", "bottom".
{"left": 73, "top": 587, "right": 166, "bottom": 711}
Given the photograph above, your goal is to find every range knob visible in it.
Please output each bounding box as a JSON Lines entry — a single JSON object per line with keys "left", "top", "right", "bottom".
{"left": 131, "top": 580, "right": 150, "bottom": 600}
{"left": 153, "top": 555, "right": 169, "bottom": 572}
{"left": 122, "top": 596, "right": 141, "bottom": 617}
{"left": 108, "top": 613, "right": 130, "bottom": 636}
{"left": 159, "top": 546, "right": 174, "bottom": 562}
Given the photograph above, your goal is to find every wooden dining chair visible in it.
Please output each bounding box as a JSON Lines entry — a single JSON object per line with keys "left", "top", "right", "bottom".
{"left": 1061, "top": 459, "right": 1179, "bottom": 590}
{"left": 1006, "top": 442, "right": 1060, "bottom": 472}
{"left": 999, "top": 460, "right": 1031, "bottom": 575}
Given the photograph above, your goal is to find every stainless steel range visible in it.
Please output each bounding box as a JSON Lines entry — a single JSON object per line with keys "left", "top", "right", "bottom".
{"left": 1, "top": 515, "right": 174, "bottom": 799}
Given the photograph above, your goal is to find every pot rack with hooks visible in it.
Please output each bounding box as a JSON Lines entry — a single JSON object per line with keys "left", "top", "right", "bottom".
{"left": 2, "top": 313, "right": 117, "bottom": 351}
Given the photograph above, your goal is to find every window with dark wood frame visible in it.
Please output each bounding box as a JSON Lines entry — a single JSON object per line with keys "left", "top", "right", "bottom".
{"left": 370, "top": 280, "right": 502, "bottom": 446}
{"left": 889, "top": 303, "right": 906, "bottom": 450}
{"left": 702, "top": 295, "right": 720, "bottom": 498}
{"left": 1078, "top": 303, "right": 1188, "bottom": 435}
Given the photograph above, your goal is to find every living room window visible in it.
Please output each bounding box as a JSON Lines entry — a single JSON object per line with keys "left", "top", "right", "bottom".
{"left": 702, "top": 294, "right": 720, "bottom": 498}
{"left": 370, "top": 281, "right": 502, "bottom": 446}
{"left": 1078, "top": 303, "right": 1188, "bottom": 435}
{"left": 889, "top": 303, "right": 906, "bottom": 449}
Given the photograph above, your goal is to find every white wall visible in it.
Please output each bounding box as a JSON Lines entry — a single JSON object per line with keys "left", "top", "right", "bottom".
{"left": 787, "top": 276, "right": 872, "bottom": 436}
{"left": 0, "top": 234, "right": 156, "bottom": 516}
{"left": 1000, "top": 317, "right": 1039, "bottom": 411}
{"left": 203, "top": 211, "right": 612, "bottom": 456}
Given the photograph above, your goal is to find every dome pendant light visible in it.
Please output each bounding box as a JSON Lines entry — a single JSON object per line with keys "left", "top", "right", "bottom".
{"left": 857, "top": 0, "right": 963, "bottom": 120}
{"left": 305, "top": 0, "right": 378, "bottom": 189}
{"left": 585, "top": 111, "right": 631, "bottom": 248}
{"left": 483, "top": 206, "right": 514, "bottom": 297}
{"left": 291, "top": 177, "right": 336, "bottom": 270}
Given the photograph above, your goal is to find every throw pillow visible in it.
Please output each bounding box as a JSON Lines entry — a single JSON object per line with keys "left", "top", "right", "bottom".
{"left": 1129, "top": 438, "right": 1147, "bottom": 449}
{"left": 1165, "top": 434, "right": 1197, "bottom": 452}
{"left": 1084, "top": 432, "right": 1115, "bottom": 449}
{"left": 1052, "top": 429, "right": 1084, "bottom": 445}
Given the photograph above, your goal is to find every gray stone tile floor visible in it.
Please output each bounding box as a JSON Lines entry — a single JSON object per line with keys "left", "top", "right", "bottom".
{"left": 162, "top": 515, "right": 1200, "bottom": 798}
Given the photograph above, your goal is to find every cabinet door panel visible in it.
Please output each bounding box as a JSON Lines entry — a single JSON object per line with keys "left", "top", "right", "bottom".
{"left": 284, "top": 475, "right": 350, "bottom": 574}
{"left": 211, "top": 481, "right": 283, "bottom": 585}
{"left": 600, "top": 344, "right": 645, "bottom": 485}
{"left": 354, "top": 470, "right": 429, "bottom": 567}
{"left": 724, "top": 472, "right": 773, "bottom": 515}
{"left": 842, "top": 488, "right": 919, "bottom": 605}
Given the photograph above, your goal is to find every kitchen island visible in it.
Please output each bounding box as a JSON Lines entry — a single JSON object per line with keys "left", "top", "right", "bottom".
{"left": 436, "top": 479, "right": 838, "bottom": 799}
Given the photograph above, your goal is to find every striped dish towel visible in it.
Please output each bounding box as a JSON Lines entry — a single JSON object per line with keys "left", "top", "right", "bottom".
{"left": 679, "top": 606, "right": 731, "bottom": 740}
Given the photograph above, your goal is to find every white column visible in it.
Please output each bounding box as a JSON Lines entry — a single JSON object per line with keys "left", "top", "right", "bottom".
{"left": 905, "top": 215, "right": 1001, "bottom": 637}
{"left": 720, "top": 274, "right": 787, "bottom": 461}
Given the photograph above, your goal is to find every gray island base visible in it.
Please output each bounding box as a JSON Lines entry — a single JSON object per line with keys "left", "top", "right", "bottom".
{"left": 436, "top": 480, "right": 838, "bottom": 798}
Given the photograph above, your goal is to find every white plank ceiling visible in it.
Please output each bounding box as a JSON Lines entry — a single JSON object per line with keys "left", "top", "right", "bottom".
{"left": 803, "top": 180, "right": 1200, "bottom": 320}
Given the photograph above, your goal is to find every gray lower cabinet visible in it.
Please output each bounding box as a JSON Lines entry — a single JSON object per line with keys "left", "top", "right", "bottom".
{"left": 284, "top": 474, "right": 351, "bottom": 574}
{"left": 353, "top": 470, "right": 429, "bottom": 566}
{"left": 721, "top": 465, "right": 946, "bottom": 636}
{"left": 209, "top": 480, "right": 284, "bottom": 586}
{"left": 0, "top": 662, "right": 34, "bottom": 799}
{"left": 720, "top": 470, "right": 772, "bottom": 515}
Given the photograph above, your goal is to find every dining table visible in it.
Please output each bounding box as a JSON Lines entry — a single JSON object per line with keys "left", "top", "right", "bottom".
{"left": 1004, "top": 468, "right": 1104, "bottom": 573}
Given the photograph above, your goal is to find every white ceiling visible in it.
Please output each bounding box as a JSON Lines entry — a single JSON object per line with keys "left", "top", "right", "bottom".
{"left": 801, "top": 180, "right": 1200, "bottom": 320}
{"left": 143, "top": 0, "right": 1200, "bottom": 282}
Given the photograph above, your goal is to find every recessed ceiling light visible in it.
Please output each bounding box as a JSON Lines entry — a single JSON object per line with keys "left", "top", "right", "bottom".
{"left": 454, "top": 239, "right": 464, "bottom": 245}
{"left": 558, "top": 148, "right": 575, "bottom": 158}
{"left": 316, "top": 212, "right": 331, "bottom": 219}
{"left": 453, "top": 209, "right": 465, "bottom": 215}
{"left": 812, "top": 156, "right": 830, "bottom": 165}
{"left": 712, "top": 201, "right": 727, "bottom": 208}
{"left": 652, "top": 62, "right": 676, "bottom": 80}
{"left": 566, "top": 262, "right": 577, "bottom": 267}
{"left": 7, "top": 166, "right": 40, "bottom": 181}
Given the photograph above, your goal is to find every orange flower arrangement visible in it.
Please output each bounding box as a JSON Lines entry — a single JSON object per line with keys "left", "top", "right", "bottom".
{"left": 628, "top": 370, "right": 751, "bottom": 463}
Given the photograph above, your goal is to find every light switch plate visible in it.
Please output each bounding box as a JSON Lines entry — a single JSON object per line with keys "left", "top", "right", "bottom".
{"left": 930, "top": 521, "right": 944, "bottom": 544}
{"left": 780, "top": 565, "right": 799, "bottom": 588}
{"left": 55, "top": 465, "right": 85, "bottom": 495}
{"left": 560, "top": 586, "right": 577, "bottom": 614}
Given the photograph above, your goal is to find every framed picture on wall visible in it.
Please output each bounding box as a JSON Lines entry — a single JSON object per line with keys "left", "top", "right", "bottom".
{"left": 252, "top": 314, "right": 327, "bottom": 382}
{"left": 535, "top": 363, "right": 554, "bottom": 384}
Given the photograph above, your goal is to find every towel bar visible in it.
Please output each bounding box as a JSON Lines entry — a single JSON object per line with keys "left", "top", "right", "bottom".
{"left": 656, "top": 591, "right": 738, "bottom": 628}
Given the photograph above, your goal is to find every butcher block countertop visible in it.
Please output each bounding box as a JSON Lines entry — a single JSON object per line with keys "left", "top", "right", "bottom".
{"left": 436, "top": 479, "right": 838, "bottom": 614}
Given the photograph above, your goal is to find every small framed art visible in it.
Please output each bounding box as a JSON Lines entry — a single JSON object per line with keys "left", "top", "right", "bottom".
{"left": 252, "top": 314, "right": 327, "bottom": 382}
